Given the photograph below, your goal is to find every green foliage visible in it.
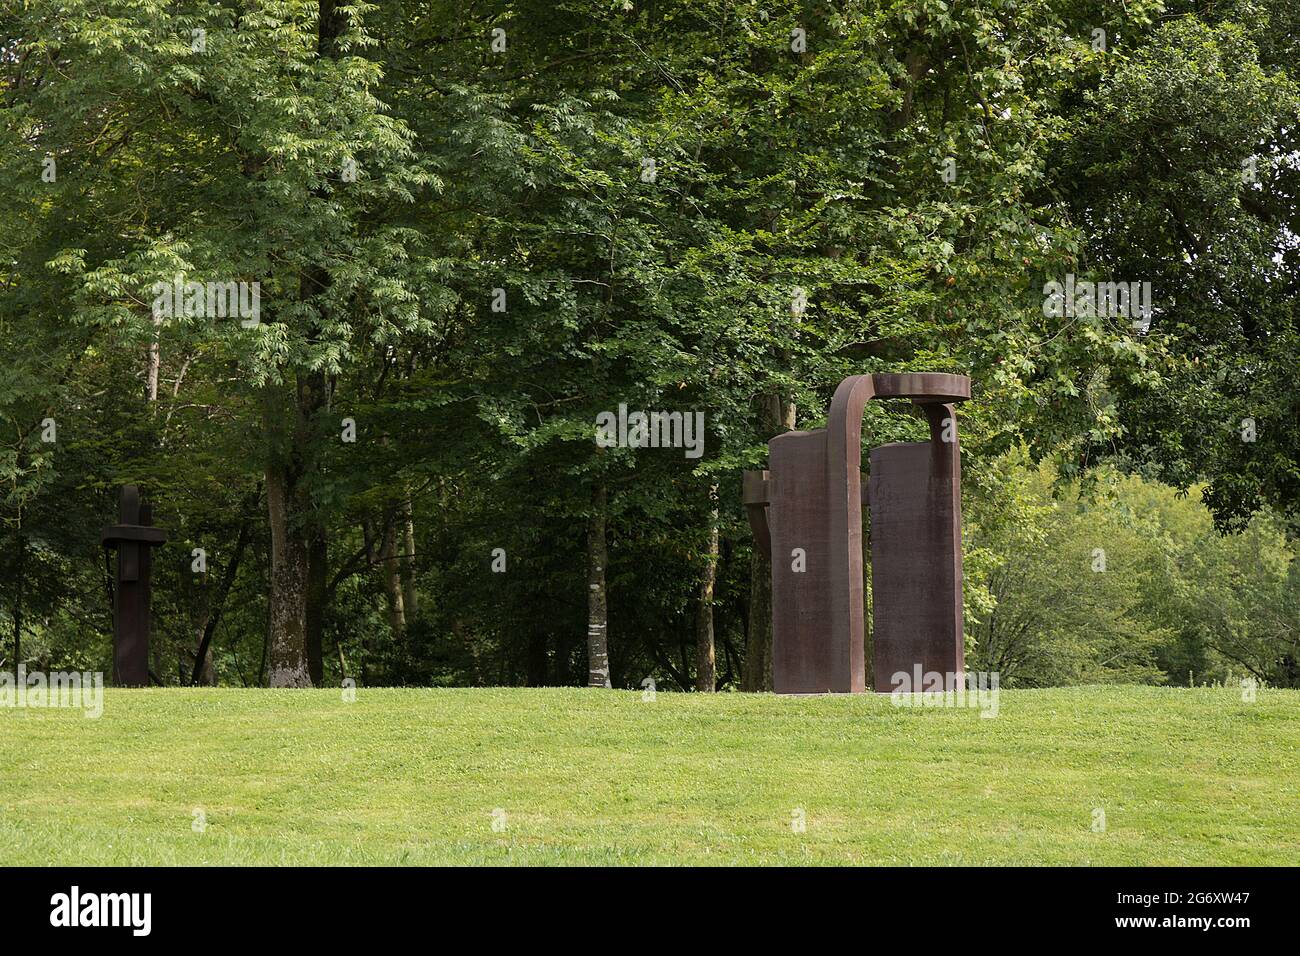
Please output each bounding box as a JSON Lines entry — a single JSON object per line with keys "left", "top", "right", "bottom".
{"left": 966, "top": 454, "right": 1299, "bottom": 688}
{"left": 0, "top": 0, "right": 1294, "bottom": 690}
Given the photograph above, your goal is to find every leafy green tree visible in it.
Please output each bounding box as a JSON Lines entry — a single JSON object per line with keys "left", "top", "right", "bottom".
{"left": 1052, "top": 5, "right": 1300, "bottom": 530}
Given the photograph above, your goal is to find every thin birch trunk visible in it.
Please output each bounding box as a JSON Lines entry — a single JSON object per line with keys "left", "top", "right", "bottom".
{"left": 695, "top": 486, "right": 719, "bottom": 691}
{"left": 586, "top": 483, "right": 611, "bottom": 688}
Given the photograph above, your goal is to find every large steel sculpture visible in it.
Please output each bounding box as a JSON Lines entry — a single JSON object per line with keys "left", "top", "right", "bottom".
{"left": 744, "top": 373, "right": 971, "bottom": 693}
{"left": 101, "top": 485, "right": 166, "bottom": 687}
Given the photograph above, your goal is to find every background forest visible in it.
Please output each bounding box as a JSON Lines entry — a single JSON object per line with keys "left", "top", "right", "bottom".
{"left": 1, "top": 0, "right": 1296, "bottom": 691}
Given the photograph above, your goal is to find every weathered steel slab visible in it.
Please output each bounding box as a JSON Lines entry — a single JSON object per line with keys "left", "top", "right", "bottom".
{"left": 867, "top": 406, "right": 964, "bottom": 692}
{"left": 768, "top": 430, "right": 841, "bottom": 692}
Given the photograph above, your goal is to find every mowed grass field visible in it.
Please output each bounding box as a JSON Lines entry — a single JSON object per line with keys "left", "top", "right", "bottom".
{"left": 1, "top": 686, "right": 1297, "bottom": 865}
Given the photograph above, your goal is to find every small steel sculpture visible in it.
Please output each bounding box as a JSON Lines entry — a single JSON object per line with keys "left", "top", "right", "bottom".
{"left": 101, "top": 485, "right": 166, "bottom": 686}
{"left": 745, "top": 373, "right": 971, "bottom": 693}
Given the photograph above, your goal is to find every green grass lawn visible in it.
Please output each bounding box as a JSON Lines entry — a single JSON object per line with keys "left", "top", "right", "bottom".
{"left": 1, "top": 685, "right": 1297, "bottom": 865}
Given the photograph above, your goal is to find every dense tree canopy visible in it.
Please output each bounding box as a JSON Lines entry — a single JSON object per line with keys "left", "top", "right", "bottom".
{"left": 1, "top": 0, "right": 1295, "bottom": 689}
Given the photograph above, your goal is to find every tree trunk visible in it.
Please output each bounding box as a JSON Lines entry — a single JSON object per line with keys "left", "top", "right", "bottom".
{"left": 261, "top": 0, "right": 346, "bottom": 689}
{"left": 695, "top": 487, "right": 719, "bottom": 691}
{"left": 196, "top": 645, "right": 216, "bottom": 685}
{"left": 147, "top": 314, "right": 161, "bottom": 403}
{"left": 400, "top": 495, "right": 418, "bottom": 619}
{"left": 306, "top": 524, "right": 327, "bottom": 684}
{"left": 586, "top": 483, "right": 611, "bottom": 687}
{"left": 743, "top": 393, "right": 792, "bottom": 691}
{"left": 264, "top": 375, "right": 318, "bottom": 688}
{"left": 146, "top": 326, "right": 164, "bottom": 679}
{"left": 185, "top": 555, "right": 217, "bottom": 686}
{"left": 380, "top": 508, "right": 406, "bottom": 640}
{"left": 12, "top": 533, "right": 23, "bottom": 678}
{"left": 266, "top": 455, "right": 312, "bottom": 687}
{"left": 262, "top": 309, "right": 332, "bottom": 686}
{"left": 743, "top": 546, "right": 773, "bottom": 691}
{"left": 189, "top": 494, "right": 256, "bottom": 686}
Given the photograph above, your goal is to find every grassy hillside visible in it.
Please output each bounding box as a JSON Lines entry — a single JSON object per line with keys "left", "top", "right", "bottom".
{"left": 1, "top": 686, "right": 1296, "bottom": 865}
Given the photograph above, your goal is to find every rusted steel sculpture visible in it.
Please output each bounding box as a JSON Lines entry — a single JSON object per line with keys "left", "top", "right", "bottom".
{"left": 744, "top": 373, "right": 971, "bottom": 693}
{"left": 101, "top": 485, "right": 166, "bottom": 686}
